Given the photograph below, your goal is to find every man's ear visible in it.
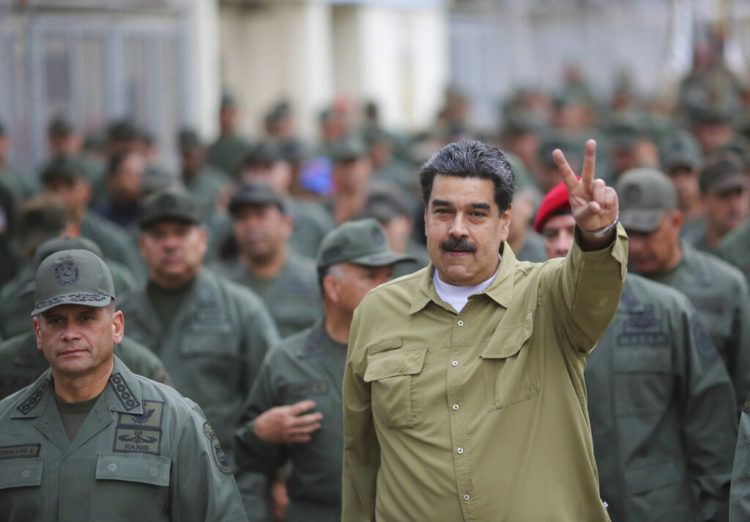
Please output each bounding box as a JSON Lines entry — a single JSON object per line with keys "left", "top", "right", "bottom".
{"left": 322, "top": 273, "right": 339, "bottom": 304}
{"left": 33, "top": 317, "right": 42, "bottom": 351}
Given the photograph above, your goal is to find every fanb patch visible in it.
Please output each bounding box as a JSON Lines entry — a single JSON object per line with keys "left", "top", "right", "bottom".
{"left": 203, "top": 421, "right": 232, "bottom": 474}
{"left": 114, "top": 400, "right": 164, "bottom": 455}
{"left": 0, "top": 444, "right": 40, "bottom": 459}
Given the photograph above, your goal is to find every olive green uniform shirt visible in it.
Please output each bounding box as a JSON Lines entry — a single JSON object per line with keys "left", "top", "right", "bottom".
{"left": 288, "top": 199, "right": 336, "bottom": 260}
{"left": 343, "top": 225, "right": 628, "bottom": 522}
{"left": 118, "top": 269, "right": 280, "bottom": 454}
{"left": 184, "top": 165, "right": 231, "bottom": 221}
{"left": 730, "top": 395, "right": 750, "bottom": 521}
{"left": 236, "top": 321, "right": 346, "bottom": 522}
{"left": 644, "top": 242, "right": 750, "bottom": 411}
{"left": 206, "top": 134, "right": 252, "bottom": 179}
{"left": 0, "top": 357, "right": 248, "bottom": 521}
{"left": 217, "top": 251, "right": 322, "bottom": 338}
{"left": 80, "top": 212, "right": 146, "bottom": 281}
{"left": 0, "top": 164, "right": 38, "bottom": 203}
{"left": 719, "top": 219, "right": 750, "bottom": 287}
{"left": 587, "top": 274, "right": 736, "bottom": 522}
{"left": 0, "top": 331, "right": 170, "bottom": 400}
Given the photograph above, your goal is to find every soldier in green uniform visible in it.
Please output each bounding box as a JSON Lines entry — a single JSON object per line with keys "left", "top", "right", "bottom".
{"left": 0, "top": 121, "right": 38, "bottom": 203}
{"left": 659, "top": 130, "right": 704, "bottom": 233}
{"left": 0, "top": 248, "right": 248, "bottom": 521}
{"left": 206, "top": 93, "right": 252, "bottom": 178}
{"left": 40, "top": 157, "right": 145, "bottom": 280}
{"left": 217, "top": 182, "right": 321, "bottom": 338}
{"left": 178, "top": 127, "right": 231, "bottom": 221}
{"left": 617, "top": 168, "right": 750, "bottom": 411}
{"left": 730, "top": 394, "right": 750, "bottom": 521}
{"left": 343, "top": 140, "right": 626, "bottom": 521}
{"left": 537, "top": 180, "right": 737, "bottom": 522}
{"left": 718, "top": 218, "right": 750, "bottom": 286}
{"left": 118, "top": 189, "right": 279, "bottom": 518}
{"left": 235, "top": 218, "right": 413, "bottom": 521}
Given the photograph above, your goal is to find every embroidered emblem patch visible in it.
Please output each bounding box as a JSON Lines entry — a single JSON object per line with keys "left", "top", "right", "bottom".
{"left": 0, "top": 444, "right": 41, "bottom": 459}
{"left": 113, "top": 400, "right": 164, "bottom": 455}
{"left": 617, "top": 305, "right": 669, "bottom": 347}
{"left": 54, "top": 259, "right": 79, "bottom": 287}
{"left": 109, "top": 373, "right": 140, "bottom": 411}
{"left": 16, "top": 380, "right": 50, "bottom": 415}
{"left": 203, "top": 421, "right": 232, "bottom": 474}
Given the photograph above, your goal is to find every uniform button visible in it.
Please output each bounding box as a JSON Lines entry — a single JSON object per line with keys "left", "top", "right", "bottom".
{"left": 108, "top": 463, "right": 118, "bottom": 472}
{"left": 457, "top": 320, "right": 464, "bottom": 327}
{"left": 463, "top": 494, "right": 471, "bottom": 501}
{"left": 451, "top": 360, "right": 459, "bottom": 367}
{"left": 452, "top": 404, "right": 460, "bottom": 411}
{"left": 21, "top": 469, "right": 30, "bottom": 478}
{"left": 150, "top": 467, "right": 159, "bottom": 477}
{"left": 457, "top": 448, "right": 464, "bottom": 454}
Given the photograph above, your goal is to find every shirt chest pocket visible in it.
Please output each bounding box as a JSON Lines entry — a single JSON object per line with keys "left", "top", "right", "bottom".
{"left": 0, "top": 458, "right": 43, "bottom": 519}
{"left": 364, "top": 342, "right": 427, "bottom": 429}
{"left": 480, "top": 313, "right": 540, "bottom": 411}
{"left": 180, "top": 322, "right": 239, "bottom": 358}
{"left": 613, "top": 349, "right": 673, "bottom": 416}
{"left": 93, "top": 454, "right": 170, "bottom": 521}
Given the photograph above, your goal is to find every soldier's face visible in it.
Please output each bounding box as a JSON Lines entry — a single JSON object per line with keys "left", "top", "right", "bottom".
{"left": 424, "top": 175, "right": 510, "bottom": 286}
{"left": 139, "top": 221, "right": 207, "bottom": 288}
{"left": 627, "top": 212, "right": 682, "bottom": 274}
{"left": 542, "top": 214, "right": 576, "bottom": 259}
{"left": 667, "top": 167, "right": 700, "bottom": 210}
{"left": 704, "top": 187, "right": 749, "bottom": 237}
{"left": 232, "top": 205, "right": 292, "bottom": 264}
{"left": 33, "top": 304, "right": 123, "bottom": 379}
{"left": 326, "top": 263, "right": 394, "bottom": 317}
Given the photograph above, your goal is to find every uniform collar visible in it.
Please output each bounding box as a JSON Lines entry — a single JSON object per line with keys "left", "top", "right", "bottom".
{"left": 409, "top": 242, "right": 518, "bottom": 314}
{"left": 10, "top": 355, "right": 144, "bottom": 419}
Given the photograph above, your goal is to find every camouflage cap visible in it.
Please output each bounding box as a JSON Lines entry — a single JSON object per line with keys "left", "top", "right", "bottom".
{"left": 660, "top": 130, "right": 701, "bottom": 171}
{"left": 616, "top": 168, "right": 677, "bottom": 233}
{"left": 316, "top": 218, "right": 414, "bottom": 269}
{"left": 699, "top": 156, "right": 748, "bottom": 195}
{"left": 139, "top": 189, "right": 200, "bottom": 229}
{"left": 32, "top": 249, "right": 115, "bottom": 316}
{"left": 229, "top": 182, "right": 287, "bottom": 216}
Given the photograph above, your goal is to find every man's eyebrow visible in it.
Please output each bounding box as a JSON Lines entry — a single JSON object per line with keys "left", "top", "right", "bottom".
{"left": 431, "top": 199, "right": 453, "bottom": 207}
{"left": 469, "top": 203, "right": 491, "bottom": 211}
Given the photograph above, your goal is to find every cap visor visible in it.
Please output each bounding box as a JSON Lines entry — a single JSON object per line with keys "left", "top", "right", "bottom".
{"left": 712, "top": 176, "right": 748, "bottom": 195}
{"left": 31, "top": 293, "right": 113, "bottom": 316}
{"left": 139, "top": 213, "right": 199, "bottom": 229}
{"left": 620, "top": 210, "right": 664, "bottom": 233}
{"left": 350, "top": 251, "right": 417, "bottom": 267}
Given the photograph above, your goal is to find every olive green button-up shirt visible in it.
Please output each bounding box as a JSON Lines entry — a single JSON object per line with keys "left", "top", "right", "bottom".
{"left": 343, "top": 225, "right": 628, "bottom": 522}
{"left": 0, "top": 357, "right": 248, "bottom": 522}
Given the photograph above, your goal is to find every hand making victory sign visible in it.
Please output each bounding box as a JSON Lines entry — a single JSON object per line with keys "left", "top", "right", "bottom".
{"left": 553, "top": 139, "right": 619, "bottom": 249}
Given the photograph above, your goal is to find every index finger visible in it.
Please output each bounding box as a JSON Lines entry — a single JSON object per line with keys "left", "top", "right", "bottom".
{"left": 289, "top": 400, "right": 317, "bottom": 415}
{"left": 553, "top": 148, "right": 578, "bottom": 191}
{"left": 580, "top": 139, "right": 597, "bottom": 185}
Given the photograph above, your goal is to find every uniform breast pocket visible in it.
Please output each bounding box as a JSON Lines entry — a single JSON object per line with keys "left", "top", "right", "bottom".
{"left": 480, "top": 313, "right": 540, "bottom": 411}
{"left": 0, "top": 458, "right": 43, "bottom": 519}
{"left": 180, "top": 323, "right": 239, "bottom": 359}
{"left": 613, "top": 349, "right": 672, "bottom": 416}
{"left": 364, "top": 347, "right": 427, "bottom": 429}
{"left": 93, "top": 454, "right": 170, "bottom": 521}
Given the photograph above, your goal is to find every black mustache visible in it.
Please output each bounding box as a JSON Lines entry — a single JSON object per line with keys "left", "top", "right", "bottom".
{"left": 440, "top": 237, "right": 477, "bottom": 253}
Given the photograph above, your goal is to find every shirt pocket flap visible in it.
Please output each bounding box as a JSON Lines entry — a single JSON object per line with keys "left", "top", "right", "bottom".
{"left": 365, "top": 337, "right": 403, "bottom": 357}
{"left": 481, "top": 313, "right": 534, "bottom": 360}
{"left": 0, "top": 459, "right": 43, "bottom": 490}
{"left": 96, "top": 454, "right": 171, "bottom": 487}
{"left": 614, "top": 350, "right": 672, "bottom": 373}
{"left": 364, "top": 348, "right": 427, "bottom": 382}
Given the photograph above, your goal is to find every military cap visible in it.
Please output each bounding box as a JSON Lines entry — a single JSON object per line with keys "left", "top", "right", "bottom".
{"left": 229, "top": 182, "right": 287, "bottom": 216}
{"left": 502, "top": 112, "right": 543, "bottom": 136}
{"left": 365, "top": 185, "right": 414, "bottom": 223}
{"left": 48, "top": 116, "right": 74, "bottom": 138}
{"left": 108, "top": 119, "right": 138, "bottom": 143}
{"left": 40, "top": 156, "right": 87, "bottom": 185}
{"left": 660, "top": 130, "right": 701, "bottom": 171}
{"left": 33, "top": 236, "right": 103, "bottom": 270}
{"left": 177, "top": 128, "right": 202, "bottom": 153}
{"left": 329, "top": 136, "right": 367, "bottom": 162}
{"left": 538, "top": 133, "right": 581, "bottom": 169}
{"left": 241, "top": 142, "right": 282, "bottom": 169}
{"left": 608, "top": 115, "right": 647, "bottom": 150}
{"left": 32, "top": 249, "right": 115, "bottom": 316}
{"left": 699, "top": 156, "right": 748, "bottom": 195}
{"left": 139, "top": 189, "right": 200, "bottom": 229}
{"left": 220, "top": 91, "right": 237, "bottom": 109}
{"left": 316, "top": 218, "right": 414, "bottom": 269}
{"left": 616, "top": 168, "right": 677, "bottom": 233}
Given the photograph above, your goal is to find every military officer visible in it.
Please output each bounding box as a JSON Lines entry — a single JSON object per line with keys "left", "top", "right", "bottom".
{"left": 206, "top": 92, "right": 252, "bottom": 178}
{"left": 0, "top": 248, "right": 248, "bottom": 521}
{"left": 343, "top": 139, "right": 627, "bottom": 521}
{"left": 218, "top": 182, "right": 321, "bottom": 338}
{"left": 537, "top": 180, "right": 737, "bottom": 522}
{"left": 617, "top": 168, "right": 750, "bottom": 411}
{"left": 235, "top": 218, "right": 413, "bottom": 521}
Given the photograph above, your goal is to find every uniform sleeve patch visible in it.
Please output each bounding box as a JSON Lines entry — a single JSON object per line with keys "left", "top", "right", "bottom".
{"left": 202, "top": 421, "right": 232, "bottom": 474}
{"left": 691, "top": 314, "right": 717, "bottom": 362}
{"left": 0, "top": 444, "right": 40, "bottom": 459}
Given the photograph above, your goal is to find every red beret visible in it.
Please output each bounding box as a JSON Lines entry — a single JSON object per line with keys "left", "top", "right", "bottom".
{"left": 532, "top": 180, "right": 573, "bottom": 233}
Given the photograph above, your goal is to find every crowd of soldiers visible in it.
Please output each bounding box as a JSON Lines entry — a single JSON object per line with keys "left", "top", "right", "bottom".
{"left": 1, "top": 46, "right": 750, "bottom": 520}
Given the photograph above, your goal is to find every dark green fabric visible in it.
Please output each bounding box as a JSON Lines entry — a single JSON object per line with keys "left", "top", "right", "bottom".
{"left": 236, "top": 321, "right": 346, "bottom": 522}
{"left": 730, "top": 395, "right": 750, "bottom": 521}
{"left": 0, "top": 331, "right": 171, "bottom": 400}
{"left": 217, "top": 252, "right": 321, "bottom": 339}
{"left": 80, "top": 212, "right": 145, "bottom": 280}
{"left": 185, "top": 166, "right": 231, "bottom": 222}
{"left": 515, "top": 230, "right": 547, "bottom": 263}
{"left": 147, "top": 280, "right": 195, "bottom": 330}
{"left": 644, "top": 242, "right": 750, "bottom": 411}
{"left": 288, "top": 198, "right": 335, "bottom": 260}
{"left": 54, "top": 393, "right": 99, "bottom": 441}
{"left": 0, "top": 164, "right": 38, "bottom": 203}
{"left": 206, "top": 134, "right": 252, "bottom": 179}
{"left": 0, "top": 357, "right": 248, "bottom": 521}
{"left": 587, "top": 274, "right": 736, "bottom": 522}
{"left": 719, "top": 219, "right": 750, "bottom": 288}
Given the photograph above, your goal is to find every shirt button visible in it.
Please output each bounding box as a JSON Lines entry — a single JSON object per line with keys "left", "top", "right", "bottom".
{"left": 21, "top": 469, "right": 30, "bottom": 478}
{"left": 451, "top": 360, "right": 459, "bottom": 367}
{"left": 463, "top": 494, "right": 471, "bottom": 501}
{"left": 108, "top": 463, "right": 118, "bottom": 472}
{"left": 457, "top": 320, "right": 464, "bottom": 327}
{"left": 150, "top": 467, "right": 159, "bottom": 477}
{"left": 457, "top": 447, "right": 464, "bottom": 454}
{"left": 452, "top": 404, "right": 460, "bottom": 411}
